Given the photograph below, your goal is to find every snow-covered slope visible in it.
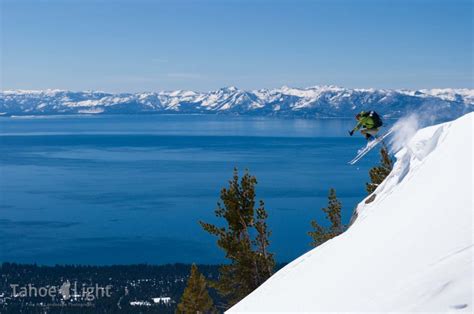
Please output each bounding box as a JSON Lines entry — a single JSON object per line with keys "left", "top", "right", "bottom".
{"left": 1, "top": 86, "right": 472, "bottom": 119}
{"left": 229, "top": 113, "right": 473, "bottom": 313}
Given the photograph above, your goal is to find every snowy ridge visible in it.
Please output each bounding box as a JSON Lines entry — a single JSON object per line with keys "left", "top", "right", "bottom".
{"left": 229, "top": 113, "right": 473, "bottom": 313}
{"left": 1, "top": 86, "right": 472, "bottom": 118}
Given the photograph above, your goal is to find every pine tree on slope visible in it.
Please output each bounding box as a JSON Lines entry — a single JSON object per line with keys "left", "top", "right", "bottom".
{"left": 308, "top": 188, "right": 345, "bottom": 247}
{"left": 366, "top": 146, "right": 393, "bottom": 194}
{"left": 176, "top": 264, "right": 214, "bottom": 314}
{"left": 200, "top": 169, "right": 275, "bottom": 307}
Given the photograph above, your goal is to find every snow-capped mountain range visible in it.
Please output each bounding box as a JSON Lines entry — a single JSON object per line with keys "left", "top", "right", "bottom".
{"left": 1, "top": 86, "right": 473, "bottom": 119}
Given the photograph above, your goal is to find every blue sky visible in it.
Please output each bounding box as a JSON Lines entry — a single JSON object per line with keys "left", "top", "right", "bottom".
{"left": 1, "top": 0, "right": 472, "bottom": 92}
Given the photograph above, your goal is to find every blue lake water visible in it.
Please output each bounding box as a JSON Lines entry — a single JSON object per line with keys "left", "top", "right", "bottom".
{"left": 0, "top": 115, "right": 382, "bottom": 265}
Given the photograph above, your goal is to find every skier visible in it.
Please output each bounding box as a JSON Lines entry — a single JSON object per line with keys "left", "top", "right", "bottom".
{"left": 349, "top": 111, "right": 383, "bottom": 140}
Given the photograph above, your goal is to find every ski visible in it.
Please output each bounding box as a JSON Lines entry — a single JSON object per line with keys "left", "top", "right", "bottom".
{"left": 348, "top": 128, "right": 394, "bottom": 165}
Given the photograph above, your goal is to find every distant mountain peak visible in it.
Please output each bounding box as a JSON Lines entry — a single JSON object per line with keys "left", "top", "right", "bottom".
{"left": 1, "top": 86, "right": 472, "bottom": 119}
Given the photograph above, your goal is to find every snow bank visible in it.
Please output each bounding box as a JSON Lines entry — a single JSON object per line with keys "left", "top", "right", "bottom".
{"left": 229, "top": 113, "right": 473, "bottom": 313}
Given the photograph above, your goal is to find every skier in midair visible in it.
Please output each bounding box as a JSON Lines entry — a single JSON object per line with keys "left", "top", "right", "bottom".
{"left": 349, "top": 111, "right": 383, "bottom": 140}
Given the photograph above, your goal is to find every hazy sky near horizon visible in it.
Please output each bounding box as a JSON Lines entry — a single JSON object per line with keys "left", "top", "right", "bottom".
{"left": 1, "top": 0, "right": 472, "bottom": 92}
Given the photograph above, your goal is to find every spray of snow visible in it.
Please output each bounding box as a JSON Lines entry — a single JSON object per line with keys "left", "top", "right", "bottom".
{"left": 388, "top": 105, "right": 455, "bottom": 155}
{"left": 389, "top": 114, "right": 420, "bottom": 154}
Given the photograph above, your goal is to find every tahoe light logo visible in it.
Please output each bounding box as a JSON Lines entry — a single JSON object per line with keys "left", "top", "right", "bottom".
{"left": 10, "top": 281, "right": 112, "bottom": 301}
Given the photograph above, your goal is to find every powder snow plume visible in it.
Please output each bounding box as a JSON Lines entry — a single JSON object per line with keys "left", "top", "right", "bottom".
{"left": 388, "top": 106, "right": 462, "bottom": 154}
{"left": 389, "top": 114, "right": 420, "bottom": 154}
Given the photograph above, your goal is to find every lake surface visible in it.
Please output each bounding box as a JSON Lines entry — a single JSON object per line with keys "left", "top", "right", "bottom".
{"left": 0, "top": 115, "right": 383, "bottom": 265}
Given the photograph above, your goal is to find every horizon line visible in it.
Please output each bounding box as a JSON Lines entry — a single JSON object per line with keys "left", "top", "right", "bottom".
{"left": 2, "top": 85, "right": 473, "bottom": 95}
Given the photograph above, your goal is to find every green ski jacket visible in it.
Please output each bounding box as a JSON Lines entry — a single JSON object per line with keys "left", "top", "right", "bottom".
{"left": 352, "top": 116, "right": 377, "bottom": 131}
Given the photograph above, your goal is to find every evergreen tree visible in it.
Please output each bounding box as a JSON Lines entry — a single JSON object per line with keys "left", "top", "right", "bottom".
{"left": 366, "top": 146, "right": 393, "bottom": 194}
{"left": 308, "top": 188, "right": 345, "bottom": 247}
{"left": 176, "top": 264, "right": 214, "bottom": 314}
{"left": 200, "top": 169, "right": 275, "bottom": 307}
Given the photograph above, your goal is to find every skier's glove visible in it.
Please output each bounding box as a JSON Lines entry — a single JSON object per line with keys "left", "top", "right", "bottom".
{"left": 349, "top": 130, "right": 354, "bottom": 136}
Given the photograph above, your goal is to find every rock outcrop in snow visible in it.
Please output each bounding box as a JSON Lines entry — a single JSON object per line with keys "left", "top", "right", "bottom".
{"left": 229, "top": 113, "right": 473, "bottom": 313}
{"left": 1, "top": 86, "right": 472, "bottom": 119}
